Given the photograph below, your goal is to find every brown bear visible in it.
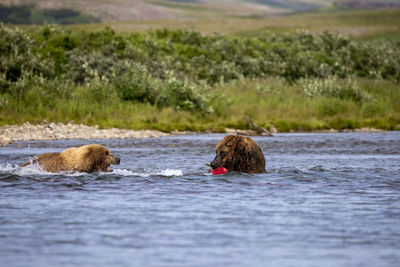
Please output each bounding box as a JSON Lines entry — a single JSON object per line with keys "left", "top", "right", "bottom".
{"left": 20, "top": 144, "right": 120, "bottom": 173}
{"left": 210, "top": 135, "right": 266, "bottom": 174}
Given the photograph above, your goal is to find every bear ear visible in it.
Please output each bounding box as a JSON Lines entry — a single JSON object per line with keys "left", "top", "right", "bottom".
{"left": 85, "top": 146, "right": 104, "bottom": 159}
{"left": 85, "top": 146, "right": 93, "bottom": 155}
{"left": 84, "top": 146, "right": 102, "bottom": 161}
{"left": 217, "top": 135, "right": 235, "bottom": 149}
{"left": 225, "top": 134, "right": 236, "bottom": 140}
{"left": 233, "top": 135, "right": 247, "bottom": 148}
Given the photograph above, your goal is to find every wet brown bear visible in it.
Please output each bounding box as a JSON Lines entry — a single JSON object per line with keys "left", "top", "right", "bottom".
{"left": 21, "top": 144, "right": 120, "bottom": 173}
{"left": 210, "top": 135, "right": 266, "bottom": 174}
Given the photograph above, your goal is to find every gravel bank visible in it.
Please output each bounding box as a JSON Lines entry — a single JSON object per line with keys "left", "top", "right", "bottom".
{"left": 0, "top": 122, "right": 168, "bottom": 146}
{"left": 0, "top": 122, "right": 385, "bottom": 146}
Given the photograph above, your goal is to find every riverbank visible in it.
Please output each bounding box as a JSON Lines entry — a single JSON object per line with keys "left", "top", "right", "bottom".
{"left": 0, "top": 121, "right": 273, "bottom": 146}
{"left": 0, "top": 122, "right": 168, "bottom": 146}
{"left": 0, "top": 122, "right": 387, "bottom": 146}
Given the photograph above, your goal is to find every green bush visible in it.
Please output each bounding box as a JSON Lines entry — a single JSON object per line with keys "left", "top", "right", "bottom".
{"left": 0, "top": 25, "right": 55, "bottom": 94}
{"left": 1, "top": 24, "right": 399, "bottom": 127}
{"left": 301, "top": 76, "right": 375, "bottom": 103}
{"left": 112, "top": 65, "right": 158, "bottom": 104}
{"left": 156, "top": 78, "right": 209, "bottom": 112}
{"left": 66, "top": 50, "right": 116, "bottom": 83}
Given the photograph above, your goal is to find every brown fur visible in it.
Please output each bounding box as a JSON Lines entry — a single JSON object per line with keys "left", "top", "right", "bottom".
{"left": 210, "top": 135, "right": 266, "bottom": 174}
{"left": 21, "top": 144, "right": 120, "bottom": 173}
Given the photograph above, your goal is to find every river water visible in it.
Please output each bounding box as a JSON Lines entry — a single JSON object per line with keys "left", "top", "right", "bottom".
{"left": 1, "top": 132, "right": 399, "bottom": 267}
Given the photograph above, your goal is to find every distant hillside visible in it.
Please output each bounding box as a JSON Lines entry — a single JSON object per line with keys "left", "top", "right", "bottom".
{"left": 1, "top": 0, "right": 400, "bottom": 24}
{"left": 334, "top": 0, "right": 400, "bottom": 9}
{"left": 0, "top": 0, "right": 326, "bottom": 24}
{"left": 0, "top": 3, "right": 99, "bottom": 24}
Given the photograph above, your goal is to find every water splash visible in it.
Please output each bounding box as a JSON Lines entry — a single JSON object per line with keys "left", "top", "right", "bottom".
{"left": 0, "top": 162, "right": 52, "bottom": 176}
{"left": 1, "top": 163, "right": 107, "bottom": 177}
{"left": 0, "top": 163, "right": 17, "bottom": 173}
{"left": 157, "top": 169, "right": 183, "bottom": 176}
{"left": 113, "top": 168, "right": 183, "bottom": 177}
{"left": 112, "top": 168, "right": 151, "bottom": 177}
{"left": 1, "top": 164, "right": 184, "bottom": 178}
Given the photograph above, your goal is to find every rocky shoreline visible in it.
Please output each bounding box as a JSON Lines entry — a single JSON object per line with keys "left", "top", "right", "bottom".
{"left": 0, "top": 122, "right": 169, "bottom": 146}
{"left": 0, "top": 122, "right": 385, "bottom": 146}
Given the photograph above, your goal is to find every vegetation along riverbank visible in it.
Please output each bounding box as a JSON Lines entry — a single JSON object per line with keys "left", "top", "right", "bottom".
{"left": 1, "top": 9, "right": 399, "bottom": 133}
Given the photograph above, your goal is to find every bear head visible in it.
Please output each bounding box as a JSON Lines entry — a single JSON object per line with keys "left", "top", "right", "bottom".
{"left": 210, "top": 135, "right": 265, "bottom": 174}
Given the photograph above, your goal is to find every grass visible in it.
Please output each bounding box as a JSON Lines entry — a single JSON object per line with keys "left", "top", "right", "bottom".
{"left": 210, "top": 78, "right": 400, "bottom": 132}
{"left": 1, "top": 77, "right": 399, "bottom": 132}
{"left": 60, "top": 8, "right": 400, "bottom": 41}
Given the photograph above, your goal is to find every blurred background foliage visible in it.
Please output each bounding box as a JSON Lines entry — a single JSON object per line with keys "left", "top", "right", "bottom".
{"left": 0, "top": 1, "right": 399, "bottom": 132}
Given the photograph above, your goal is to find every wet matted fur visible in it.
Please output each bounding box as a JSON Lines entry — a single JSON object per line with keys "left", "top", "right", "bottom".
{"left": 210, "top": 135, "right": 266, "bottom": 173}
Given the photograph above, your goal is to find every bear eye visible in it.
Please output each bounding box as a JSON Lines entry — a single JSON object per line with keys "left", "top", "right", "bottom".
{"left": 105, "top": 151, "right": 109, "bottom": 155}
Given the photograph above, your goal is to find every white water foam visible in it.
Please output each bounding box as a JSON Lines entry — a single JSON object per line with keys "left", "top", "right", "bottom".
{"left": 1, "top": 163, "right": 97, "bottom": 176}
{"left": 295, "top": 167, "right": 310, "bottom": 173}
{"left": 2, "top": 163, "right": 184, "bottom": 177}
{"left": 0, "top": 163, "right": 16, "bottom": 173}
{"left": 0, "top": 162, "right": 52, "bottom": 176}
{"left": 112, "top": 168, "right": 150, "bottom": 177}
{"left": 113, "top": 168, "right": 183, "bottom": 177}
{"left": 157, "top": 169, "right": 183, "bottom": 176}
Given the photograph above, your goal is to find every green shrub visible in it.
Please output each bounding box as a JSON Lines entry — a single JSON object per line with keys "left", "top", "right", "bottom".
{"left": 301, "top": 76, "right": 375, "bottom": 103}
{"left": 0, "top": 93, "right": 10, "bottom": 109}
{"left": 81, "top": 80, "right": 118, "bottom": 104}
{"left": 65, "top": 50, "right": 116, "bottom": 83}
{"left": 1, "top": 24, "right": 399, "bottom": 130}
{"left": 156, "top": 78, "right": 209, "bottom": 112}
{"left": 112, "top": 65, "right": 158, "bottom": 104}
{"left": 0, "top": 25, "right": 56, "bottom": 96}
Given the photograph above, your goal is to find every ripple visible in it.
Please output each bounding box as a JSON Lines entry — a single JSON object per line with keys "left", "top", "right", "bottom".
{"left": 1, "top": 132, "right": 400, "bottom": 267}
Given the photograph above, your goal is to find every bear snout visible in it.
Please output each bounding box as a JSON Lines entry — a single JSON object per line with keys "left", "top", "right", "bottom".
{"left": 210, "top": 156, "right": 223, "bottom": 170}
{"left": 111, "top": 156, "right": 120, "bottom": 165}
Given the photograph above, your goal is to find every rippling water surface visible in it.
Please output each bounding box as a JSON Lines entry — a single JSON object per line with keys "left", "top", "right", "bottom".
{"left": 1, "top": 132, "right": 400, "bottom": 267}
